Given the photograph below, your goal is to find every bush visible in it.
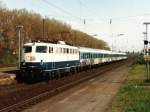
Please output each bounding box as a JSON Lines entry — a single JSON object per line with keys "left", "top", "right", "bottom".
{"left": 0, "top": 48, "right": 17, "bottom": 64}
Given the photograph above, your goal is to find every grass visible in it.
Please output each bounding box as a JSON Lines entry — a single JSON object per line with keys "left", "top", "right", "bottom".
{"left": 112, "top": 64, "right": 150, "bottom": 112}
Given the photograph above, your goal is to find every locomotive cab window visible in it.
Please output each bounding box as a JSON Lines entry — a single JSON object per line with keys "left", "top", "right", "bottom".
{"left": 36, "top": 46, "right": 47, "bottom": 53}
{"left": 23, "top": 46, "right": 32, "bottom": 53}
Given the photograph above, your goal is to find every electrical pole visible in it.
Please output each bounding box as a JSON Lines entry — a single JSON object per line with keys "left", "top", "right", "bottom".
{"left": 16, "top": 25, "right": 23, "bottom": 70}
{"left": 110, "top": 18, "right": 113, "bottom": 51}
{"left": 143, "top": 22, "right": 150, "bottom": 81}
{"left": 43, "top": 18, "right": 45, "bottom": 39}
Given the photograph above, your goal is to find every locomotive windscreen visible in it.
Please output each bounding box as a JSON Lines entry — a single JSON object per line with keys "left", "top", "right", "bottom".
{"left": 23, "top": 46, "right": 32, "bottom": 53}
{"left": 36, "top": 46, "right": 47, "bottom": 53}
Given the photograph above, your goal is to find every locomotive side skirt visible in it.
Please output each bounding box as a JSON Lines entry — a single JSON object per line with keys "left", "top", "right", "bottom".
{"left": 21, "top": 60, "right": 80, "bottom": 70}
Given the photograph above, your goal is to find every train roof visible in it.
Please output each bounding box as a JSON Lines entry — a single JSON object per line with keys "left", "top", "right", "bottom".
{"left": 23, "top": 42, "right": 126, "bottom": 55}
{"left": 111, "top": 51, "right": 126, "bottom": 55}
{"left": 79, "top": 47, "right": 126, "bottom": 55}
{"left": 79, "top": 47, "right": 111, "bottom": 53}
{"left": 24, "top": 42, "right": 78, "bottom": 49}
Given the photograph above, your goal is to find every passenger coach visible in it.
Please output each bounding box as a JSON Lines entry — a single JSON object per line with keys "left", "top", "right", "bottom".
{"left": 79, "top": 47, "right": 127, "bottom": 67}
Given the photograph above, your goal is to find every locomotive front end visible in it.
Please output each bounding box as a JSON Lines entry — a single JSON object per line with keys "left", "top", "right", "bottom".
{"left": 19, "top": 42, "right": 49, "bottom": 81}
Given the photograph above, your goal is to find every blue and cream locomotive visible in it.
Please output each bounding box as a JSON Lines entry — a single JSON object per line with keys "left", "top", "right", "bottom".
{"left": 18, "top": 41, "right": 127, "bottom": 81}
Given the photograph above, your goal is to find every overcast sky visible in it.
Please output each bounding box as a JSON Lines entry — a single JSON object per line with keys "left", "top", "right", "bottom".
{"left": 2, "top": 0, "right": 150, "bottom": 52}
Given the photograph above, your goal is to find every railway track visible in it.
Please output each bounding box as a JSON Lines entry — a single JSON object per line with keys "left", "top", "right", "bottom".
{"left": 0, "top": 59, "right": 134, "bottom": 112}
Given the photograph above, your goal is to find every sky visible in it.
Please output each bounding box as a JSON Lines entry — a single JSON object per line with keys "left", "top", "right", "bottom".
{"left": 1, "top": 0, "right": 150, "bottom": 52}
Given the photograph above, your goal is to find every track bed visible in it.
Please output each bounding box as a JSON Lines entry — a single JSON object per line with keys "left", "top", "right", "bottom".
{"left": 0, "top": 59, "right": 134, "bottom": 112}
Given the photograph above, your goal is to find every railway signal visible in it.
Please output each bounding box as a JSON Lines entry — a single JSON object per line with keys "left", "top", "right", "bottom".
{"left": 143, "top": 22, "right": 150, "bottom": 81}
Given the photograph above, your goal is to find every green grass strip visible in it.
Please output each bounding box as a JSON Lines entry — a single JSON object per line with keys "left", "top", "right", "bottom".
{"left": 112, "top": 64, "right": 150, "bottom": 112}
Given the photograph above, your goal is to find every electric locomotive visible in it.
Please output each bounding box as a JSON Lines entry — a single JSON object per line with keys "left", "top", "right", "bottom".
{"left": 19, "top": 41, "right": 80, "bottom": 81}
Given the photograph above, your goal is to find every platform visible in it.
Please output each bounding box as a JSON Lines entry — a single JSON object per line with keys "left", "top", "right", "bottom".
{"left": 0, "top": 72, "right": 16, "bottom": 85}
{"left": 0, "top": 66, "right": 18, "bottom": 72}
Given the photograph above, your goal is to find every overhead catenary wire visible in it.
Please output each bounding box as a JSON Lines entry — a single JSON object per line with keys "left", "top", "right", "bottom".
{"left": 22, "top": 0, "right": 150, "bottom": 32}
{"left": 27, "top": 1, "right": 51, "bottom": 16}
{"left": 41, "top": 0, "right": 84, "bottom": 21}
{"left": 28, "top": 1, "right": 78, "bottom": 21}
{"left": 27, "top": 0, "right": 150, "bottom": 25}
{"left": 78, "top": 0, "right": 100, "bottom": 19}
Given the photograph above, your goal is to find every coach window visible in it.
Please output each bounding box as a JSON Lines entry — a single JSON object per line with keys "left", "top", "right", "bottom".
{"left": 80, "top": 53, "right": 83, "bottom": 59}
{"left": 86, "top": 53, "right": 88, "bottom": 59}
{"left": 84, "top": 53, "right": 86, "bottom": 59}
{"left": 65, "top": 48, "right": 66, "bottom": 53}
{"left": 49, "top": 47, "right": 53, "bottom": 53}
{"left": 91, "top": 53, "right": 92, "bottom": 58}
{"left": 67, "top": 48, "right": 69, "bottom": 54}
{"left": 83, "top": 53, "right": 85, "bottom": 59}
{"left": 100, "top": 54, "right": 102, "bottom": 58}
{"left": 63, "top": 48, "right": 65, "bottom": 53}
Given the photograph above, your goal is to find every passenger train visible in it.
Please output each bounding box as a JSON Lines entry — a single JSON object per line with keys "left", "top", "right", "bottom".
{"left": 17, "top": 41, "right": 127, "bottom": 81}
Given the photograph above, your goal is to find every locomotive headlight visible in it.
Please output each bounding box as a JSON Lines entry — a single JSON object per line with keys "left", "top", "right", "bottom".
{"left": 30, "top": 56, "right": 36, "bottom": 61}
{"left": 40, "top": 60, "right": 43, "bottom": 65}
